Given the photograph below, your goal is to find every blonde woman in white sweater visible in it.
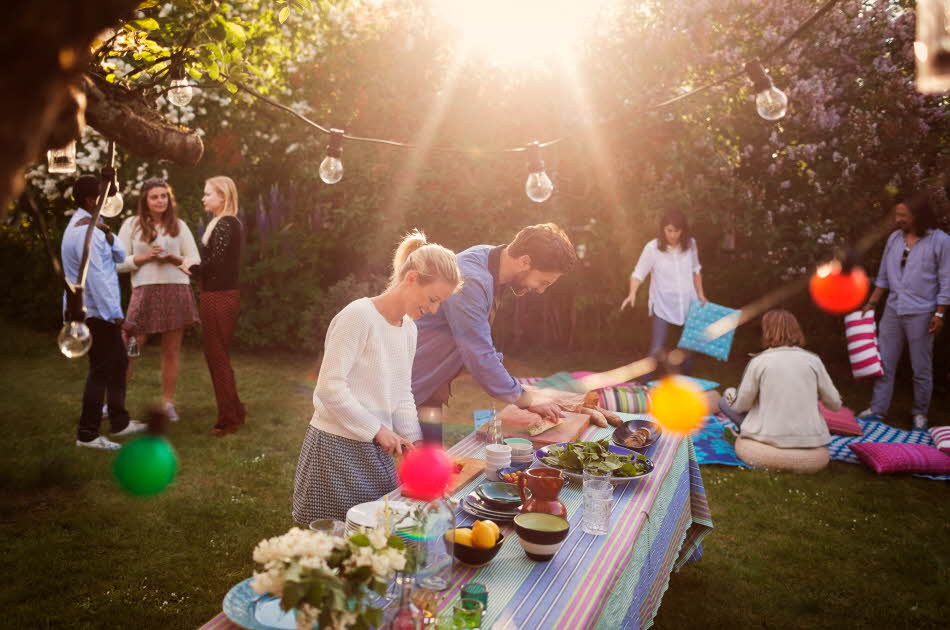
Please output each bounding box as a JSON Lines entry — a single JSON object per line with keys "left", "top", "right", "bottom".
{"left": 117, "top": 178, "right": 200, "bottom": 421}
{"left": 292, "top": 231, "right": 462, "bottom": 523}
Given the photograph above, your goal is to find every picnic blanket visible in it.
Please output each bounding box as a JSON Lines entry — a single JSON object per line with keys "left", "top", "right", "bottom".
{"left": 692, "top": 416, "right": 748, "bottom": 467}
{"left": 829, "top": 417, "right": 950, "bottom": 481}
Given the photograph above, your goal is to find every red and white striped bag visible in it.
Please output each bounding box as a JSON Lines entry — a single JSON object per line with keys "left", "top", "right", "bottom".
{"left": 844, "top": 310, "right": 883, "bottom": 379}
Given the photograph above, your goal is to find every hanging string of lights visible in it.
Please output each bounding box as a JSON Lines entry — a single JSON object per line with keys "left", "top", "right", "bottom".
{"left": 175, "top": 0, "right": 842, "bottom": 203}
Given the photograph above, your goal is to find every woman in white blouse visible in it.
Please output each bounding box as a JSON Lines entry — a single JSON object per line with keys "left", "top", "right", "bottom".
{"left": 117, "top": 178, "right": 200, "bottom": 422}
{"left": 292, "top": 230, "right": 462, "bottom": 524}
{"left": 621, "top": 209, "right": 708, "bottom": 365}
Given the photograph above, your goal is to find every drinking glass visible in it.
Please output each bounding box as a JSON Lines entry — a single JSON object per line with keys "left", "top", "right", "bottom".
{"left": 485, "top": 406, "right": 504, "bottom": 445}
{"left": 581, "top": 470, "right": 614, "bottom": 536}
{"left": 308, "top": 519, "right": 346, "bottom": 537}
{"left": 452, "top": 598, "right": 484, "bottom": 629}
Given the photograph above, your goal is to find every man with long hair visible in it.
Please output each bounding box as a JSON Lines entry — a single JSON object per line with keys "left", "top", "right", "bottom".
{"left": 411, "top": 223, "right": 577, "bottom": 443}
{"left": 861, "top": 191, "right": 950, "bottom": 430}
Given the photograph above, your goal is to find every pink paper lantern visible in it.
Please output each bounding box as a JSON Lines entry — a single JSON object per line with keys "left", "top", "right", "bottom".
{"left": 398, "top": 446, "right": 453, "bottom": 501}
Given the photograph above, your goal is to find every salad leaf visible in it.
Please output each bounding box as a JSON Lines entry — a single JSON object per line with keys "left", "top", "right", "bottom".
{"left": 540, "top": 439, "right": 651, "bottom": 477}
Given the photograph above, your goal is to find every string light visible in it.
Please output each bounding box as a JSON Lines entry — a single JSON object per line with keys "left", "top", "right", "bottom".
{"left": 168, "top": 66, "right": 194, "bottom": 107}
{"left": 745, "top": 60, "right": 788, "bottom": 121}
{"left": 100, "top": 160, "right": 123, "bottom": 218}
{"left": 47, "top": 140, "right": 77, "bottom": 174}
{"left": 524, "top": 142, "right": 554, "bottom": 203}
{"left": 319, "top": 128, "right": 344, "bottom": 184}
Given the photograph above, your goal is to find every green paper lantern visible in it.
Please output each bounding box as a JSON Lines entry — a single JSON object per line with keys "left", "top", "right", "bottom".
{"left": 113, "top": 435, "right": 178, "bottom": 496}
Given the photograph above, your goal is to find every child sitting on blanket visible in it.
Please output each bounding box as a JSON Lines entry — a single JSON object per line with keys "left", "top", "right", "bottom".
{"left": 719, "top": 309, "right": 842, "bottom": 473}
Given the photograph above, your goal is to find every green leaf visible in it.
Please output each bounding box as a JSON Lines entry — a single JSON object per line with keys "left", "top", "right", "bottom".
{"left": 278, "top": 7, "right": 291, "bottom": 24}
{"left": 223, "top": 20, "right": 247, "bottom": 44}
{"left": 386, "top": 535, "right": 405, "bottom": 550}
{"left": 188, "top": 66, "right": 203, "bottom": 80}
{"left": 105, "top": 73, "right": 116, "bottom": 83}
{"left": 208, "top": 62, "right": 221, "bottom": 81}
{"left": 293, "top": 0, "right": 314, "bottom": 12}
{"left": 133, "top": 17, "right": 160, "bottom": 31}
{"left": 226, "top": 82, "right": 238, "bottom": 94}
{"left": 349, "top": 533, "right": 370, "bottom": 547}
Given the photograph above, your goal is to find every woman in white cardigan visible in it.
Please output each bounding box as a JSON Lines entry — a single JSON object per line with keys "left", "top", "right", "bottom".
{"left": 292, "top": 230, "right": 462, "bottom": 524}
{"left": 117, "top": 178, "right": 200, "bottom": 422}
{"left": 720, "top": 309, "right": 842, "bottom": 472}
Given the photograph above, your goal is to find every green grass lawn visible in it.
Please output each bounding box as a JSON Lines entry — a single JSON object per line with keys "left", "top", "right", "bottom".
{"left": 1, "top": 324, "right": 948, "bottom": 629}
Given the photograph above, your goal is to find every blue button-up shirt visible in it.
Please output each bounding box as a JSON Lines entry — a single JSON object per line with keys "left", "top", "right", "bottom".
{"left": 875, "top": 228, "right": 950, "bottom": 315}
{"left": 61, "top": 209, "right": 126, "bottom": 321}
{"left": 412, "top": 245, "right": 523, "bottom": 405}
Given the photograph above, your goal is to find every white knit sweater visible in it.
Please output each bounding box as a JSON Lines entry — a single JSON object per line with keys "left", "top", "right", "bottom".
{"left": 310, "top": 298, "right": 422, "bottom": 443}
{"left": 116, "top": 216, "right": 201, "bottom": 287}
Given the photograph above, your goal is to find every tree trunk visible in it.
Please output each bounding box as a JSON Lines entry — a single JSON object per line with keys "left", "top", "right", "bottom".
{"left": 0, "top": 0, "right": 141, "bottom": 210}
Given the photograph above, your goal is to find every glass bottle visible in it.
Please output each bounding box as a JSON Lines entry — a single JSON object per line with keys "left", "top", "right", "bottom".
{"left": 387, "top": 573, "right": 422, "bottom": 630}
{"left": 415, "top": 497, "right": 455, "bottom": 591}
{"left": 126, "top": 335, "right": 140, "bottom": 358}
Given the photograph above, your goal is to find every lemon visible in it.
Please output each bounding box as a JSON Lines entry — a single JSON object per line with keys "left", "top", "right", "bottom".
{"left": 450, "top": 528, "right": 473, "bottom": 547}
{"left": 471, "top": 520, "right": 498, "bottom": 549}
{"left": 480, "top": 519, "right": 500, "bottom": 541}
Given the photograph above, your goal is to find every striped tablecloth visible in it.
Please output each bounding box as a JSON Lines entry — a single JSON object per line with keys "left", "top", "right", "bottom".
{"left": 200, "top": 416, "right": 713, "bottom": 630}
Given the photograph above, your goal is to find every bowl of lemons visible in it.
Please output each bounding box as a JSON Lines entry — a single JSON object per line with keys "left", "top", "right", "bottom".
{"left": 445, "top": 520, "right": 505, "bottom": 567}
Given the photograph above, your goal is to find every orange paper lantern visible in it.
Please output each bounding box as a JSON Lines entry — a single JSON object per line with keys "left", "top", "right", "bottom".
{"left": 649, "top": 377, "right": 708, "bottom": 435}
{"left": 809, "top": 262, "right": 869, "bottom": 315}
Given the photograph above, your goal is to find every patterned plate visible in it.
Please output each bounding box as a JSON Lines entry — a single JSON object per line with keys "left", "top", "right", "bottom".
{"left": 222, "top": 578, "right": 296, "bottom": 630}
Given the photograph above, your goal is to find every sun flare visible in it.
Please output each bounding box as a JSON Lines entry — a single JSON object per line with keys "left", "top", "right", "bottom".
{"left": 431, "top": 0, "right": 612, "bottom": 68}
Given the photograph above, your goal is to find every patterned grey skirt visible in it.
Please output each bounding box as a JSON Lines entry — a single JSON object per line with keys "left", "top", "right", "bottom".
{"left": 292, "top": 426, "right": 397, "bottom": 524}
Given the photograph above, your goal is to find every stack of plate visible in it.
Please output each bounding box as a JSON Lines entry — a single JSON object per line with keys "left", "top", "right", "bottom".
{"left": 461, "top": 482, "right": 522, "bottom": 522}
{"left": 344, "top": 500, "right": 412, "bottom": 536}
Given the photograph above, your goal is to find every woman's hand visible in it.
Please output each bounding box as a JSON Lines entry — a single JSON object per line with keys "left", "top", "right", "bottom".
{"left": 133, "top": 245, "right": 163, "bottom": 267}
{"left": 620, "top": 294, "right": 636, "bottom": 311}
{"left": 158, "top": 252, "right": 184, "bottom": 266}
{"left": 374, "top": 426, "right": 414, "bottom": 456}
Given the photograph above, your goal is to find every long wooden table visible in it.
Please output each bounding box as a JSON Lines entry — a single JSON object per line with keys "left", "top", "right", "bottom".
{"left": 200, "top": 415, "right": 713, "bottom": 629}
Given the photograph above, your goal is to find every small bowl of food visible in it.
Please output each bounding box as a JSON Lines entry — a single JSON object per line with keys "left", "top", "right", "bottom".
{"left": 611, "top": 416, "right": 662, "bottom": 451}
{"left": 445, "top": 521, "right": 505, "bottom": 567}
{"left": 498, "top": 467, "right": 527, "bottom": 484}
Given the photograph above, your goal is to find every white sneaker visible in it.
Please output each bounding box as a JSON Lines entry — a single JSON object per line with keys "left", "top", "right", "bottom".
{"left": 858, "top": 408, "right": 875, "bottom": 418}
{"left": 111, "top": 420, "right": 148, "bottom": 438}
{"left": 77, "top": 436, "right": 121, "bottom": 450}
{"left": 912, "top": 414, "right": 929, "bottom": 431}
{"left": 164, "top": 402, "right": 180, "bottom": 422}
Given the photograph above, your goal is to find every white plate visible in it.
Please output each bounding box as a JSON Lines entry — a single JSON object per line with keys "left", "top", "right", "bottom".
{"left": 346, "top": 500, "right": 411, "bottom": 529}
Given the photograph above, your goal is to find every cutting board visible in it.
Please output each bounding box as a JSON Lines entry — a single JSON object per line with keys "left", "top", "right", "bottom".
{"left": 478, "top": 411, "right": 591, "bottom": 448}
{"left": 400, "top": 456, "right": 485, "bottom": 499}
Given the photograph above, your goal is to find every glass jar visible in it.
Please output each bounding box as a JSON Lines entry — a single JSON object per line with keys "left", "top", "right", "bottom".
{"left": 415, "top": 497, "right": 455, "bottom": 591}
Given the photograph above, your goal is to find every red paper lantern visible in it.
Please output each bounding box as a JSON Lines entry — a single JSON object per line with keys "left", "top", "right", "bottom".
{"left": 809, "top": 262, "right": 869, "bottom": 315}
{"left": 398, "top": 446, "right": 454, "bottom": 501}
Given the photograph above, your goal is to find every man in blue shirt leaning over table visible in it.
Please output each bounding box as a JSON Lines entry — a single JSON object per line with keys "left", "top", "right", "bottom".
{"left": 861, "top": 191, "right": 950, "bottom": 430}
{"left": 61, "top": 175, "right": 146, "bottom": 450}
{"left": 412, "top": 223, "right": 577, "bottom": 443}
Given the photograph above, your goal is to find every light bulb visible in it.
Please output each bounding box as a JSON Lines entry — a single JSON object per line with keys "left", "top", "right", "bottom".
{"left": 755, "top": 86, "right": 789, "bottom": 121}
{"left": 101, "top": 192, "right": 124, "bottom": 218}
{"left": 524, "top": 141, "right": 554, "bottom": 203}
{"left": 319, "top": 156, "right": 344, "bottom": 184}
{"left": 320, "top": 129, "right": 345, "bottom": 184}
{"left": 168, "top": 78, "right": 193, "bottom": 107}
{"left": 525, "top": 171, "right": 554, "bottom": 203}
{"left": 58, "top": 321, "right": 92, "bottom": 358}
{"left": 47, "top": 141, "right": 77, "bottom": 174}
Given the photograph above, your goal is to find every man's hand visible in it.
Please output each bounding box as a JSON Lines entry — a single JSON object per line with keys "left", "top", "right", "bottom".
{"left": 620, "top": 294, "right": 636, "bottom": 311}
{"left": 76, "top": 217, "right": 114, "bottom": 244}
{"left": 527, "top": 401, "right": 564, "bottom": 423}
{"left": 374, "top": 426, "right": 414, "bottom": 457}
{"left": 929, "top": 315, "right": 944, "bottom": 335}
{"left": 861, "top": 302, "right": 877, "bottom": 314}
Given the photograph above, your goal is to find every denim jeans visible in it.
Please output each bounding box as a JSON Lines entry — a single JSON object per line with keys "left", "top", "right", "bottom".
{"left": 648, "top": 316, "right": 693, "bottom": 376}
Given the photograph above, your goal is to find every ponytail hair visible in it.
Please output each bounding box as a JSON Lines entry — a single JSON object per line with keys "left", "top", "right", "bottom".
{"left": 389, "top": 229, "right": 462, "bottom": 291}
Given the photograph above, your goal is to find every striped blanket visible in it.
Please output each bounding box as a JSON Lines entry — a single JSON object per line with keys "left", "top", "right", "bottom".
{"left": 829, "top": 417, "right": 950, "bottom": 481}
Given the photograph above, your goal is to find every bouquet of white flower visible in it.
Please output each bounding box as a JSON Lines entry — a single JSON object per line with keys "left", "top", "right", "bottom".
{"left": 251, "top": 526, "right": 409, "bottom": 630}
